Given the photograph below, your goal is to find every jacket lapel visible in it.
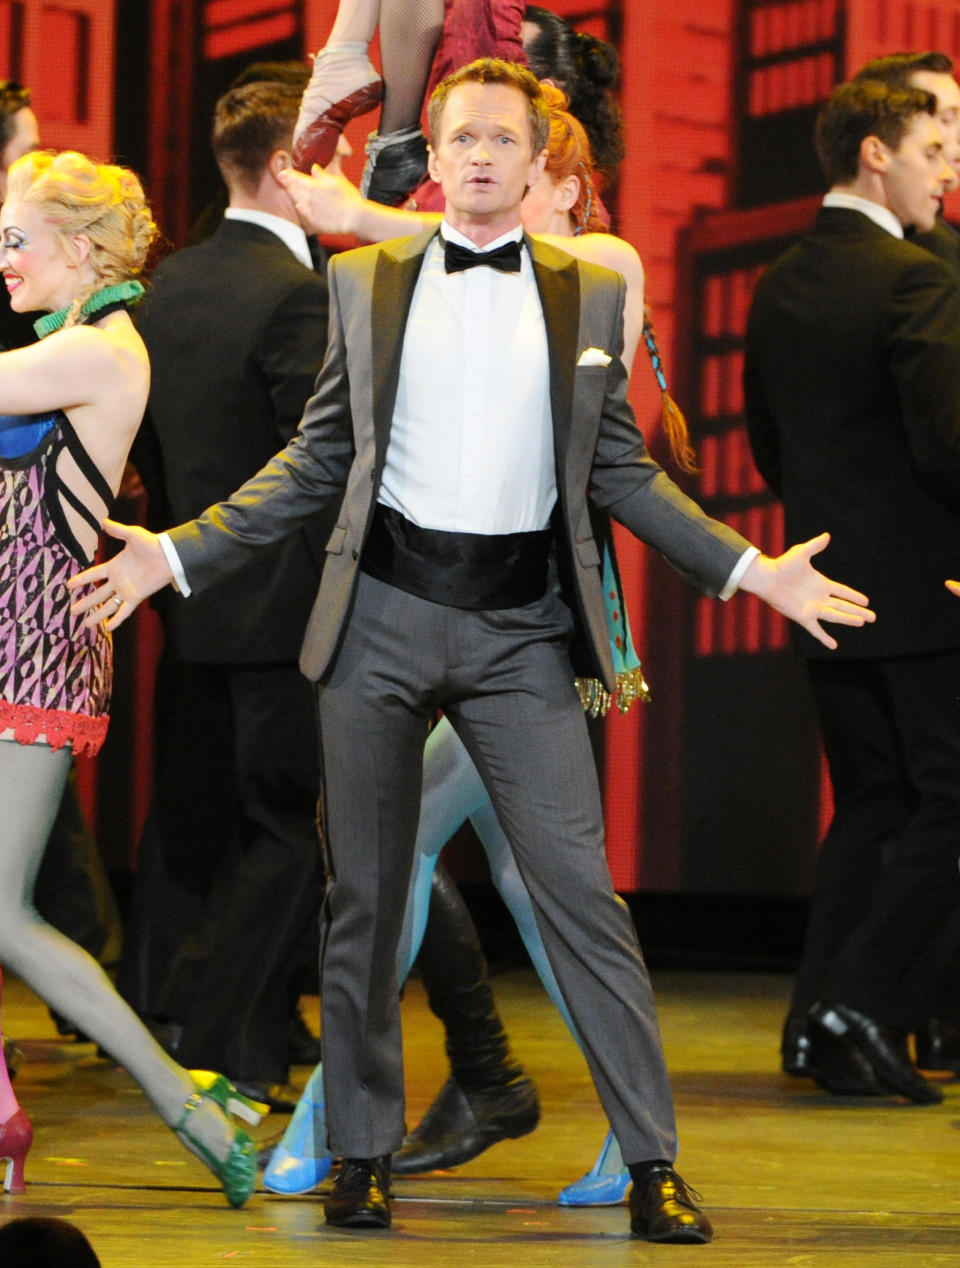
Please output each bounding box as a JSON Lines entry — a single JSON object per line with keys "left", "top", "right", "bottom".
{"left": 529, "top": 234, "right": 579, "bottom": 469}
{"left": 370, "top": 229, "right": 437, "bottom": 467}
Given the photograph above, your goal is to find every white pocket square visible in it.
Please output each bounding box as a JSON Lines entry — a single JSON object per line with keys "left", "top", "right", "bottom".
{"left": 577, "top": 346, "right": 611, "bottom": 367}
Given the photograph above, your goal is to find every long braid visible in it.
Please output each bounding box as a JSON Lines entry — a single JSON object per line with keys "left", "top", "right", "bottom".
{"left": 642, "top": 308, "right": 697, "bottom": 474}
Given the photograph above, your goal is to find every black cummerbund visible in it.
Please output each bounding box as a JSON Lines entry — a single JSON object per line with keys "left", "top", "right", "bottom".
{"left": 360, "top": 503, "right": 551, "bottom": 610}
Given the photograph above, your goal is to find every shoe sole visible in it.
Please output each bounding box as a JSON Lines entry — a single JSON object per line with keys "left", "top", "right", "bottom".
{"left": 325, "top": 1210, "right": 391, "bottom": 1229}
{"left": 640, "top": 1228, "right": 713, "bottom": 1244}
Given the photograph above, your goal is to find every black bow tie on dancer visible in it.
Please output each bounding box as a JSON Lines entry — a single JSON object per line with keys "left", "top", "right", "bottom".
{"left": 444, "top": 238, "right": 522, "bottom": 274}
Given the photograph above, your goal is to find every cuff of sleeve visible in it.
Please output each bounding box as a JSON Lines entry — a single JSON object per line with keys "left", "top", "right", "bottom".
{"left": 719, "top": 546, "right": 760, "bottom": 601}
{"left": 159, "top": 532, "right": 191, "bottom": 597}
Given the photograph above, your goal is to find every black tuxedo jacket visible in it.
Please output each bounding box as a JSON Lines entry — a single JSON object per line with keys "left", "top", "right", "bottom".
{"left": 135, "top": 218, "right": 331, "bottom": 662}
{"left": 745, "top": 206, "right": 960, "bottom": 659}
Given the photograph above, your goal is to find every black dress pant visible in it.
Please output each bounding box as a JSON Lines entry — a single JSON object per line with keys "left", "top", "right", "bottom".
{"left": 792, "top": 648, "right": 960, "bottom": 1030}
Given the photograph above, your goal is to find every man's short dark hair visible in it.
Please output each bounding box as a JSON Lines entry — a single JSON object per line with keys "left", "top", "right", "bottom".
{"left": 0, "top": 80, "right": 30, "bottom": 149}
{"left": 211, "top": 80, "right": 301, "bottom": 193}
{"left": 815, "top": 79, "right": 937, "bottom": 186}
{"left": 427, "top": 58, "right": 550, "bottom": 154}
{"left": 853, "top": 51, "right": 954, "bottom": 92}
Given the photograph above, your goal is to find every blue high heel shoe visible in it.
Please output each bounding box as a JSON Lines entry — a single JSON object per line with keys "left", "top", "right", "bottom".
{"left": 262, "top": 1082, "right": 332, "bottom": 1195}
{"left": 557, "top": 1128, "right": 631, "bottom": 1207}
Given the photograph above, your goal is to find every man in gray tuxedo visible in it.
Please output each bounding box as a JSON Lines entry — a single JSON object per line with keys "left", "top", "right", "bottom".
{"left": 71, "top": 58, "right": 872, "bottom": 1242}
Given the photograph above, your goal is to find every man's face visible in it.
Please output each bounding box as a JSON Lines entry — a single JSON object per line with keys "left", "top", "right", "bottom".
{"left": 882, "top": 112, "right": 954, "bottom": 232}
{"left": 427, "top": 82, "right": 546, "bottom": 233}
{"left": 910, "top": 70, "right": 960, "bottom": 191}
{"left": 0, "top": 106, "right": 38, "bottom": 200}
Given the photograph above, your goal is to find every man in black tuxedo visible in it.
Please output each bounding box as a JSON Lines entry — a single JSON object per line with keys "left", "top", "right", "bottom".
{"left": 123, "top": 79, "right": 331, "bottom": 1102}
{"left": 74, "top": 59, "right": 873, "bottom": 1241}
{"left": 779, "top": 52, "right": 960, "bottom": 1084}
{"left": 745, "top": 78, "right": 960, "bottom": 1103}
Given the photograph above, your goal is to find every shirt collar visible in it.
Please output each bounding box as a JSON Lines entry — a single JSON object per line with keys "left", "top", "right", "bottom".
{"left": 438, "top": 219, "right": 525, "bottom": 252}
{"left": 822, "top": 192, "right": 904, "bottom": 239}
{"left": 224, "top": 208, "right": 315, "bottom": 268}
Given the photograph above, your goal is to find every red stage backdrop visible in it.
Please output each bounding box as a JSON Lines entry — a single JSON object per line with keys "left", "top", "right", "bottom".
{"left": 3, "top": 0, "right": 959, "bottom": 894}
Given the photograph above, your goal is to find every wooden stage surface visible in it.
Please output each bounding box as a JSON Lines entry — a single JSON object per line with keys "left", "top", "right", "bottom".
{"left": 2, "top": 968, "right": 960, "bottom": 1267}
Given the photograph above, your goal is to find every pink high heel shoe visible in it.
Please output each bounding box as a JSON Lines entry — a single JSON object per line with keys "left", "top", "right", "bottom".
{"left": 0, "top": 1108, "right": 33, "bottom": 1193}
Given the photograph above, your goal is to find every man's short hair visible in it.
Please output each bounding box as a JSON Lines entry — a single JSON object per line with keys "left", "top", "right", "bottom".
{"left": 427, "top": 58, "right": 550, "bottom": 155}
{"left": 815, "top": 79, "right": 937, "bottom": 186}
{"left": 853, "top": 51, "right": 954, "bottom": 92}
{"left": 0, "top": 80, "right": 30, "bottom": 149}
{"left": 211, "top": 80, "right": 301, "bottom": 193}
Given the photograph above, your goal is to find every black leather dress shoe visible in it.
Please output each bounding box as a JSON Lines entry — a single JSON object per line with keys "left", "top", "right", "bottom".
{"left": 629, "top": 1165, "right": 713, "bottom": 1244}
{"left": 391, "top": 1073, "right": 539, "bottom": 1174}
{"left": 232, "top": 1081, "right": 299, "bottom": 1114}
{"left": 324, "top": 1156, "right": 391, "bottom": 1229}
{"left": 805, "top": 1015, "right": 882, "bottom": 1095}
{"left": 915, "top": 1019, "right": 960, "bottom": 1075}
{"left": 810, "top": 1003, "right": 942, "bottom": 1104}
{"left": 781, "top": 1013, "right": 819, "bottom": 1077}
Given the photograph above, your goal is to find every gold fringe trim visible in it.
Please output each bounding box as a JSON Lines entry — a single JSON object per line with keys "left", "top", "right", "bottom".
{"left": 575, "top": 666, "right": 652, "bottom": 719}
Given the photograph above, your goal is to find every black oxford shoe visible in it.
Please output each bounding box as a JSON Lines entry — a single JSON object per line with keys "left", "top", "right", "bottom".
{"left": 629, "top": 1165, "right": 713, "bottom": 1244}
{"left": 810, "top": 1003, "right": 942, "bottom": 1104}
{"left": 805, "top": 1014, "right": 882, "bottom": 1096}
{"left": 324, "top": 1156, "right": 391, "bottom": 1229}
{"left": 391, "top": 1074, "right": 539, "bottom": 1174}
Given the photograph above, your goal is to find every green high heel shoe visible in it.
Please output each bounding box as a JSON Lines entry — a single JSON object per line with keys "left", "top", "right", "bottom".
{"left": 176, "top": 1075, "right": 264, "bottom": 1208}
{"left": 188, "top": 1070, "right": 269, "bottom": 1126}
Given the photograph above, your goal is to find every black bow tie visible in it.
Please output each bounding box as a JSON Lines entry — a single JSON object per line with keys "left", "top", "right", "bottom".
{"left": 444, "top": 238, "right": 522, "bottom": 274}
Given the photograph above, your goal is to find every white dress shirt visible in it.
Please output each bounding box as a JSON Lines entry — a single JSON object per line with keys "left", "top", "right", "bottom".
{"left": 377, "top": 222, "right": 555, "bottom": 534}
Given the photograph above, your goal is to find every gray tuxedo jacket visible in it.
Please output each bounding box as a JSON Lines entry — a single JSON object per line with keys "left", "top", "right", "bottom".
{"left": 171, "top": 229, "right": 749, "bottom": 689}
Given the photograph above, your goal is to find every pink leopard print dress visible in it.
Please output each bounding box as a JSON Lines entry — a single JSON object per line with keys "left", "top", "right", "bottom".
{"left": 0, "top": 409, "right": 112, "bottom": 754}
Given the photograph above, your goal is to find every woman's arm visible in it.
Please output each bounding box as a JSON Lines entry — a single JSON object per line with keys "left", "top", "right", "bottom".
{"left": 532, "top": 231, "right": 644, "bottom": 372}
{"left": 278, "top": 165, "right": 440, "bottom": 242}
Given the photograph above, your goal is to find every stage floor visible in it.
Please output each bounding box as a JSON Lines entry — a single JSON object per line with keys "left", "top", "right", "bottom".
{"left": 2, "top": 968, "right": 960, "bottom": 1266}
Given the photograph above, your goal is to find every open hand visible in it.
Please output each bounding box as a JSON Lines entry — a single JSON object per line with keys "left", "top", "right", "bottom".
{"left": 67, "top": 519, "right": 174, "bottom": 630}
{"left": 278, "top": 163, "right": 365, "bottom": 237}
{"left": 739, "top": 532, "right": 875, "bottom": 650}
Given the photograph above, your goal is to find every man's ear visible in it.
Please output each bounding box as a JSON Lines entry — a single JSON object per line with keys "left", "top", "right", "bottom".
{"left": 527, "top": 147, "right": 548, "bottom": 188}
{"left": 427, "top": 144, "right": 440, "bottom": 183}
{"left": 270, "top": 149, "right": 292, "bottom": 181}
{"left": 861, "top": 134, "right": 891, "bottom": 174}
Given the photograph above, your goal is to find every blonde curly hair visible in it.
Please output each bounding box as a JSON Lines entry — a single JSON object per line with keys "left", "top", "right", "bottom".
{"left": 4, "top": 149, "right": 157, "bottom": 325}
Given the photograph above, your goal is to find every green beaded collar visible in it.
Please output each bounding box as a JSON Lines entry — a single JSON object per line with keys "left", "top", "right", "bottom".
{"left": 33, "top": 279, "right": 145, "bottom": 339}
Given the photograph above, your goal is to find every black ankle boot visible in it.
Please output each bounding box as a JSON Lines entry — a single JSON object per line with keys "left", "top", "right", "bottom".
{"left": 360, "top": 127, "right": 429, "bottom": 206}
{"left": 393, "top": 863, "right": 539, "bottom": 1174}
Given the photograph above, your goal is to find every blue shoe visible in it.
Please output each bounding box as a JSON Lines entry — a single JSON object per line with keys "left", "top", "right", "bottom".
{"left": 263, "top": 1142, "right": 333, "bottom": 1194}
{"left": 557, "top": 1128, "right": 630, "bottom": 1207}
{"left": 557, "top": 1170, "right": 631, "bottom": 1206}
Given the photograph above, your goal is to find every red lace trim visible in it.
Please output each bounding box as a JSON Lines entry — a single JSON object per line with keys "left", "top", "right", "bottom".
{"left": 0, "top": 702, "right": 109, "bottom": 755}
